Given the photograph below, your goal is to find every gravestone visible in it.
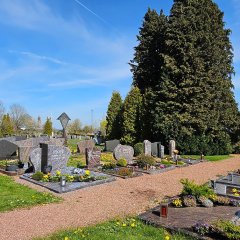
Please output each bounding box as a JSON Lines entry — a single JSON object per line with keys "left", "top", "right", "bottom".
{"left": 113, "top": 144, "right": 134, "bottom": 164}
{"left": 151, "top": 142, "right": 161, "bottom": 157}
{"left": 143, "top": 140, "right": 151, "bottom": 155}
{"left": 30, "top": 148, "right": 42, "bottom": 172}
{"left": 77, "top": 140, "right": 95, "bottom": 154}
{"left": 30, "top": 144, "right": 70, "bottom": 173}
{"left": 0, "top": 140, "right": 18, "bottom": 160}
{"left": 160, "top": 145, "right": 165, "bottom": 159}
{"left": 85, "top": 148, "right": 101, "bottom": 168}
{"left": 105, "top": 139, "right": 120, "bottom": 152}
{"left": 169, "top": 140, "right": 176, "bottom": 158}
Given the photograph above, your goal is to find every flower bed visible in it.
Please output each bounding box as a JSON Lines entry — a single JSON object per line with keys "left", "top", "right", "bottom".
{"left": 20, "top": 167, "right": 115, "bottom": 193}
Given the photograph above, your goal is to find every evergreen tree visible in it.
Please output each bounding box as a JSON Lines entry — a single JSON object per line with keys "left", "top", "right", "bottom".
{"left": 43, "top": 117, "right": 53, "bottom": 136}
{"left": 130, "top": 9, "right": 167, "bottom": 93}
{"left": 106, "top": 91, "right": 122, "bottom": 140}
{"left": 1, "top": 114, "right": 14, "bottom": 136}
{"left": 121, "top": 87, "right": 142, "bottom": 145}
{"left": 130, "top": 0, "right": 239, "bottom": 154}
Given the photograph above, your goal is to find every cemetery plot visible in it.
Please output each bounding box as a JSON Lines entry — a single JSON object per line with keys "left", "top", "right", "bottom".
{"left": 21, "top": 167, "right": 115, "bottom": 193}
{"left": 94, "top": 166, "right": 143, "bottom": 179}
{"left": 132, "top": 163, "right": 176, "bottom": 175}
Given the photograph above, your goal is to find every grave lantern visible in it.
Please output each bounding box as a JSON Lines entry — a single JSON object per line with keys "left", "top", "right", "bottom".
{"left": 57, "top": 112, "right": 71, "bottom": 145}
{"left": 160, "top": 201, "right": 168, "bottom": 218}
{"left": 60, "top": 176, "right": 66, "bottom": 187}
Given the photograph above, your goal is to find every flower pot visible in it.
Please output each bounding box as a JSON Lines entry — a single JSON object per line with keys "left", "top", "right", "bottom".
{"left": 18, "top": 163, "right": 24, "bottom": 168}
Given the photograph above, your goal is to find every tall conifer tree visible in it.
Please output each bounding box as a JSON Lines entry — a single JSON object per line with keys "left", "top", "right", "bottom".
{"left": 106, "top": 91, "right": 123, "bottom": 140}
{"left": 121, "top": 87, "right": 142, "bottom": 145}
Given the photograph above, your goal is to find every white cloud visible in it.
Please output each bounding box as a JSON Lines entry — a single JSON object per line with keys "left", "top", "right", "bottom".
{"left": 9, "top": 50, "right": 68, "bottom": 65}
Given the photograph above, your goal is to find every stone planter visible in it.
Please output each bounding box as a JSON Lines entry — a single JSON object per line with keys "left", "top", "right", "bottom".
{"left": 5, "top": 165, "right": 18, "bottom": 172}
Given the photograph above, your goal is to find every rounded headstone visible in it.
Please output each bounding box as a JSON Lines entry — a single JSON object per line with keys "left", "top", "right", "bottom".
{"left": 113, "top": 144, "right": 134, "bottom": 164}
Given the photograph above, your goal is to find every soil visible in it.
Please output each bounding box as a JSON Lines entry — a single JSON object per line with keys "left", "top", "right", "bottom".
{"left": 0, "top": 155, "right": 240, "bottom": 240}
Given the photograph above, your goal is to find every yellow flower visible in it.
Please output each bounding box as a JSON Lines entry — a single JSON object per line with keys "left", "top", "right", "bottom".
{"left": 64, "top": 237, "right": 69, "bottom": 240}
{"left": 172, "top": 198, "right": 182, "bottom": 207}
{"left": 116, "top": 221, "right": 120, "bottom": 225}
{"left": 234, "top": 193, "right": 240, "bottom": 197}
{"left": 232, "top": 188, "right": 238, "bottom": 193}
{"left": 165, "top": 235, "right": 170, "bottom": 240}
{"left": 56, "top": 170, "right": 61, "bottom": 176}
{"left": 85, "top": 170, "right": 90, "bottom": 176}
{"left": 122, "top": 223, "right": 127, "bottom": 227}
{"left": 131, "top": 223, "right": 135, "bottom": 227}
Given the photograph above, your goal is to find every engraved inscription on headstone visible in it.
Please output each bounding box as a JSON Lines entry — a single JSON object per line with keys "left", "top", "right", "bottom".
{"left": 113, "top": 144, "right": 134, "bottom": 164}
{"left": 143, "top": 140, "right": 151, "bottom": 155}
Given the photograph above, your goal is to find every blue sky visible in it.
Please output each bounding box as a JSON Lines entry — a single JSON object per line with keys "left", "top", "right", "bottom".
{"left": 0, "top": 0, "right": 239, "bottom": 129}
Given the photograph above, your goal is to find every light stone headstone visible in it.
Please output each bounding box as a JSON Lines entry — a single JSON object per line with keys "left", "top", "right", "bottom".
{"left": 30, "top": 144, "right": 70, "bottom": 173}
{"left": 143, "top": 140, "right": 151, "bottom": 155}
{"left": 78, "top": 140, "right": 95, "bottom": 154}
{"left": 169, "top": 140, "right": 176, "bottom": 158}
{"left": 85, "top": 148, "right": 101, "bottom": 168}
{"left": 30, "top": 148, "right": 42, "bottom": 172}
{"left": 113, "top": 144, "right": 134, "bottom": 164}
{"left": 160, "top": 145, "right": 165, "bottom": 159}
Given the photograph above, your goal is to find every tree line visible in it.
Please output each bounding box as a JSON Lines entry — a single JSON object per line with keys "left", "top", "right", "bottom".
{"left": 106, "top": 0, "right": 240, "bottom": 155}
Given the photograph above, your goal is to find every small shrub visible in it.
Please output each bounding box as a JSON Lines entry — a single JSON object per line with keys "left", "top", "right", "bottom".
{"left": 134, "top": 142, "right": 144, "bottom": 156}
{"left": 136, "top": 154, "right": 156, "bottom": 168}
{"left": 215, "top": 196, "right": 230, "bottom": 205}
{"left": 183, "top": 195, "right": 197, "bottom": 207}
{"left": 102, "top": 161, "right": 117, "bottom": 170}
{"left": 117, "top": 158, "right": 128, "bottom": 167}
{"left": 180, "top": 178, "right": 214, "bottom": 198}
{"left": 116, "top": 167, "right": 132, "bottom": 177}
{"left": 212, "top": 219, "right": 240, "bottom": 239}
{"left": 233, "top": 141, "right": 240, "bottom": 154}
{"left": 31, "top": 172, "right": 44, "bottom": 181}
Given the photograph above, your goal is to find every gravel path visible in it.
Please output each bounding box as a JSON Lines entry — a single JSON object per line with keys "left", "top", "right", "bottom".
{"left": 1, "top": 155, "right": 240, "bottom": 240}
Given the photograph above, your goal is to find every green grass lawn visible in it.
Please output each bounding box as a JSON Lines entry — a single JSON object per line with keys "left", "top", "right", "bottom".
{"left": 34, "top": 218, "right": 193, "bottom": 240}
{"left": 67, "top": 154, "right": 86, "bottom": 167}
{"left": 0, "top": 175, "right": 61, "bottom": 212}
{"left": 181, "top": 155, "right": 231, "bottom": 162}
{"left": 67, "top": 139, "right": 80, "bottom": 152}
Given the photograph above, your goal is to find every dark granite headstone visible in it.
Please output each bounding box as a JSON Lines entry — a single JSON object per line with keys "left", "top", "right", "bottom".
{"left": 151, "top": 142, "right": 161, "bottom": 157}
{"left": 41, "top": 143, "right": 48, "bottom": 172}
{"left": 77, "top": 140, "right": 95, "bottom": 154}
{"left": 85, "top": 148, "right": 101, "bottom": 168}
{"left": 105, "top": 139, "right": 120, "bottom": 152}
{"left": 113, "top": 144, "right": 134, "bottom": 164}
{"left": 0, "top": 140, "right": 18, "bottom": 160}
{"left": 143, "top": 140, "right": 151, "bottom": 155}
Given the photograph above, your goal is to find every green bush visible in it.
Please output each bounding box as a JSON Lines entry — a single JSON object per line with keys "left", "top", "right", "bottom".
{"left": 212, "top": 220, "right": 240, "bottom": 239}
{"left": 31, "top": 171, "right": 44, "bottom": 181}
{"left": 177, "top": 133, "right": 233, "bottom": 155}
{"left": 117, "top": 158, "right": 128, "bottom": 167}
{"left": 134, "top": 142, "right": 144, "bottom": 156}
{"left": 136, "top": 154, "right": 156, "bottom": 168}
{"left": 180, "top": 179, "right": 214, "bottom": 198}
{"left": 233, "top": 141, "right": 240, "bottom": 154}
{"left": 102, "top": 161, "right": 117, "bottom": 170}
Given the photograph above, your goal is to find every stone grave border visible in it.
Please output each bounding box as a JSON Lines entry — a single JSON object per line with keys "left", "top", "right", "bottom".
{"left": 20, "top": 172, "right": 116, "bottom": 193}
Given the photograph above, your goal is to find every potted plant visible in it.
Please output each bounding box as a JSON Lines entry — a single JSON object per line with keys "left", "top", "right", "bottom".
{"left": 18, "top": 160, "right": 24, "bottom": 168}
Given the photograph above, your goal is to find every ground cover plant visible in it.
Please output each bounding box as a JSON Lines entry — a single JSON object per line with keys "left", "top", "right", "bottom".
{"left": 0, "top": 175, "right": 61, "bottom": 212}
{"left": 67, "top": 139, "right": 80, "bottom": 153}
{"left": 34, "top": 217, "right": 193, "bottom": 240}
